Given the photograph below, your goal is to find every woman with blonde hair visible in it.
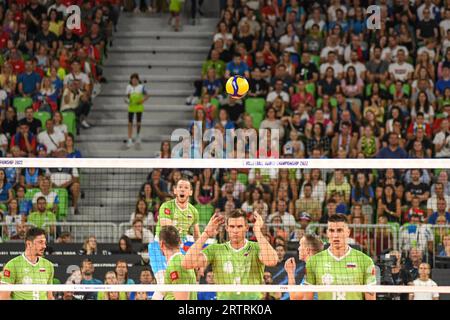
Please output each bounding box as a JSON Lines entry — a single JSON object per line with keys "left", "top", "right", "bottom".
{"left": 81, "top": 235, "right": 98, "bottom": 255}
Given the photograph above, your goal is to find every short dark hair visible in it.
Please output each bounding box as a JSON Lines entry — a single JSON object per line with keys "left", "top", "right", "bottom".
{"left": 303, "top": 234, "right": 324, "bottom": 253}
{"left": 327, "top": 214, "right": 348, "bottom": 224}
{"left": 159, "top": 226, "right": 181, "bottom": 249}
{"left": 25, "top": 227, "right": 46, "bottom": 242}
{"left": 36, "top": 196, "right": 47, "bottom": 204}
{"left": 226, "top": 209, "right": 247, "bottom": 224}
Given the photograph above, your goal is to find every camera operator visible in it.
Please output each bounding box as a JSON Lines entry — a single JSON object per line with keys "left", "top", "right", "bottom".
{"left": 381, "top": 250, "right": 413, "bottom": 300}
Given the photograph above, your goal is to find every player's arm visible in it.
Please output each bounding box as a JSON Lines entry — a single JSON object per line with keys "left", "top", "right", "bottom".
{"left": 253, "top": 211, "right": 278, "bottom": 267}
{"left": 182, "top": 213, "right": 224, "bottom": 270}
{"left": 0, "top": 264, "right": 15, "bottom": 300}
{"left": 284, "top": 258, "right": 304, "bottom": 300}
{"left": 364, "top": 258, "right": 377, "bottom": 301}
{"left": 47, "top": 264, "right": 55, "bottom": 300}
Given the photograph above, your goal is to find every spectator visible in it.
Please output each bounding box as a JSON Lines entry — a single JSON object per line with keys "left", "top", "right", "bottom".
{"left": 115, "top": 260, "right": 135, "bottom": 287}
{"left": 79, "top": 258, "right": 103, "bottom": 300}
{"left": 27, "top": 196, "right": 57, "bottom": 236}
{"left": 80, "top": 236, "right": 98, "bottom": 255}
{"left": 428, "top": 198, "right": 450, "bottom": 224}
{"left": 97, "top": 271, "right": 127, "bottom": 300}
{"left": 124, "top": 219, "right": 154, "bottom": 244}
{"left": 37, "top": 119, "right": 65, "bottom": 156}
{"left": 225, "top": 53, "right": 250, "bottom": 78}
{"left": 32, "top": 176, "right": 59, "bottom": 213}
{"left": 198, "top": 270, "right": 217, "bottom": 300}
{"left": 409, "top": 263, "right": 439, "bottom": 300}
{"left": 18, "top": 107, "right": 42, "bottom": 135}
{"left": 438, "top": 234, "right": 450, "bottom": 256}
{"left": 17, "top": 59, "right": 41, "bottom": 99}
{"left": 10, "top": 123, "right": 37, "bottom": 157}
{"left": 46, "top": 167, "right": 80, "bottom": 215}
{"left": 400, "top": 214, "right": 433, "bottom": 254}
{"left": 130, "top": 268, "right": 154, "bottom": 300}
{"left": 130, "top": 198, "right": 155, "bottom": 228}
{"left": 377, "top": 132, "right": 408, "bottom": 158}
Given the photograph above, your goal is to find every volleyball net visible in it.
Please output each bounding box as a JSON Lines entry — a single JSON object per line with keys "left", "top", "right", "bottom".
{"left": 0, "top": 158, "right": 449, "bottom": 300}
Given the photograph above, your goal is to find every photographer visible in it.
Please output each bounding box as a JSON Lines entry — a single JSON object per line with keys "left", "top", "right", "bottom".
{"left": 378, "top": 250, "right": 413, "bottom": 300}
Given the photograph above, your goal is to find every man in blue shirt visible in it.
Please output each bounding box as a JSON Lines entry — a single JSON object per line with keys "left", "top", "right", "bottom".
{"left": 376, "top": 132, "right": 408, "bottom": 158}
{"left": 17, "top": 60, "right": 41, "bottom": 98}
{"left": 79, "top": 259, "right": 102, "bottom": 300}
{"left": 428, "top": 198, "right": 450, "bottom": 224}
{"left": 225, "top": 53, "right": 250, "bottom": 79}
{"left": 436, "top": 67, "right": 450, "bottom": 96}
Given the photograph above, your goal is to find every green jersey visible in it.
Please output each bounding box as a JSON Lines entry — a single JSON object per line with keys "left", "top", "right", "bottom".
{"left": 1, "top": 254, "right": 54, "bottom": 300}
{"left": 28, "top": 211, "right": 56, "bottom": 232}
{"left": 156, "top": 199, "right": 199, "bottom": 240}
{"left": 305, "top": 247, "right": 376, "bottom": 300}
{"left": 164, "top": 252, "right": 197, "bottom": 300}
{"left": 202, "top": 240, "right": 264, "bottom": 300}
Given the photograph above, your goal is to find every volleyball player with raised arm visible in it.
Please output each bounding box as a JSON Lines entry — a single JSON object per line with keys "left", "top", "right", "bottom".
{"left": 182, "top": 209, "right": 278, "bottom": 300}
{"left": 284, "top": 234, "right": 324, "bottom": 300}
{"left": 149, "top": 177, "right": 200, "bottom": 299}
{"left": 0, "top": 228, "right": 54, "bottom": 300}
{"left": 303, "top": 214, "right": 377, "bottom": 300}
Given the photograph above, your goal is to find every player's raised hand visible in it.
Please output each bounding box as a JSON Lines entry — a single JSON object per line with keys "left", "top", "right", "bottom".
{"left": 253, "top": 210, "right": 264, "bottom": 231}
{"left": 284, "top": 257, "right": 296, "bottom": 275}
{"left": 204, "top": 213, "right": 224, "bottom": 238}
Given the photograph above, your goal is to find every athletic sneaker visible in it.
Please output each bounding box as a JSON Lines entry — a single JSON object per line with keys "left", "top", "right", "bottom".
{"left": 81, "top": 120, "right": 91, "bottom": 128}
{"left": 126, "top": 139, "right": 134, "bottom": 148}
{"left": 135, "top": 135, "right": 142, "bottom": 144}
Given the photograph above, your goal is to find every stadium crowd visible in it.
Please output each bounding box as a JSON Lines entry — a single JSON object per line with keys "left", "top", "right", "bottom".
{"left": 187, "top": 0, "right": 450, "bottom": 159}
{"left": 1, "top": 166, "right": 448, "bottom": 299}
{"left": 0, "top": 0, "right": 118, "bottom": 159}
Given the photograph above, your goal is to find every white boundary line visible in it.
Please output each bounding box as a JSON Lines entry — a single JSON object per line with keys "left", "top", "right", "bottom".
{"left": 0, "top": 158, "right": 449, "bottom": 168}
{"left": 0, "top": 284, "right": 449, "bottom": 293}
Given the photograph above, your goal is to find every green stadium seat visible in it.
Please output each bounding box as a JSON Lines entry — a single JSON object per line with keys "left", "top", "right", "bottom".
{"left": 237, "top": 173, "right": 248, "bottom": 186}
{"left": 34, "top": 111, "right": 52, "bottom": 128}
{"left": 62, "top": 111, "right": 76, "bottom": 136}
{"left": 245, "top": 98, "right": 266, "bottom": 115}
{"left": 194, "top": 203, "right": 215, "bottom": 231}
{"left": 55, "top": 188, "right": 69, "bottom": 221}
{"left": 210, "top": 98, "right": 220, "bottom": 119}
{"left": 250, "top": 112, "right": 264, "bottom": 129}
{"left": 316, "top": 97, "right": 338, "bottom": 108}
{"left": 13, "top": 97, "right": 33, "bottom": 114}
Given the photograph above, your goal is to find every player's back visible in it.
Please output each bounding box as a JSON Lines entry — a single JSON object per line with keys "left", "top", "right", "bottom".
{"left": 202, "top": 240, "right": 264, "bottom": 300}
{"left": 164, "top": 252, "right": 197, "bottom": 300}
{"left": 1, "top": 254, "right": 54, "bottom": 300}
{"left": 156, "top": 199, "right": 198, "bottom": 239}
{"left": 305, "top": 247, "right": 376, "bottom": 300}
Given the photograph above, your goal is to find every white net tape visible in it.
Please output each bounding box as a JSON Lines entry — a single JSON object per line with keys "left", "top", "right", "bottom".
{"left": 0, "top": 284, "right": 449, "bottom": 293}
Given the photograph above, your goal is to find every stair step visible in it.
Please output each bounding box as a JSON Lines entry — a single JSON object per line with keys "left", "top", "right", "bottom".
{"left": 103, "top": 65, "right": 201, "bottom": 76}
{"left": 97, "top": 88, "right": 192, "bottom": 97}
{"left": 100, "top": 81, "right": 193, "bottom": 91}
{"left": 75, "top": 143, "right": 166, "bottom": 157}
{"left": 113, "top": 37, "right": 210, "bottom": 47}
{"left": 93, "top": 96, "right": 186, "bottom": 105}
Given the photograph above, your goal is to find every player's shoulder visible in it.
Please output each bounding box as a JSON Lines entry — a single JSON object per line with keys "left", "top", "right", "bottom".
{"left": 349, "top": 247, "right": 374, "bottom": 263}
{"left": 39, "top": 256, "right": 54, "bottom": 267}
{"left": 5, "top": 254, "right": 24, "bottom": 266}
{"left": 187, "top": 202, "right": 198, "bottom": 212}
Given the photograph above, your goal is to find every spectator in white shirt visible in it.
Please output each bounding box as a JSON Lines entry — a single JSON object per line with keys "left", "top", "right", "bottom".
{"left": 37, "top": 119, "right": 65, "bottom": 156}
{"left": 409, "top": 263, "right": 439, "bottom": 300}
{"left": 433, "top": 119, "right": 450, "bottom": 158}
{"left": 32, "top": 176, "right": 59, "bottom": 213}
{"left": 125, "top": 219, "right": 154, "bottom": 244}
{"left": 382, "top": 36, "right": 409, "bottom": 63}
{"left": 388, "top": 49, "right": 414, "bottom": 83}
{"left": 319, "top": 51, "right": 344, "bottom": 79}
{"left": 400, "top": 214, "right": 433, "bottom": 253}
{"left": 427, "top": 183, "right": 450, "bottom": 215}
{"left": 266, "top": 79, "right": 290, "bottom": 105}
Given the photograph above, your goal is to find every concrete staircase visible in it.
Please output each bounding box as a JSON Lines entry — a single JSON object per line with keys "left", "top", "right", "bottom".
{"left": 77, "top": 13, "right": 218, "bottom": 157}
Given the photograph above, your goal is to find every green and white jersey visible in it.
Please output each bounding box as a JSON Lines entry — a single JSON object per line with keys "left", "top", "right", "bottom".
{"left": 305, "top": 246, "right": 376, "bottom": 300}
{"left": 156, "top": 199, "right": 199, "bottom": 240}
{"left": 164, "top": 252, "right": 197, "bottom": 300}
{"left": 202, "top": 240, "right": 264, "bottom": 300}
{"left": 1, "top": 254, "right": 54, "bottom": 300}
